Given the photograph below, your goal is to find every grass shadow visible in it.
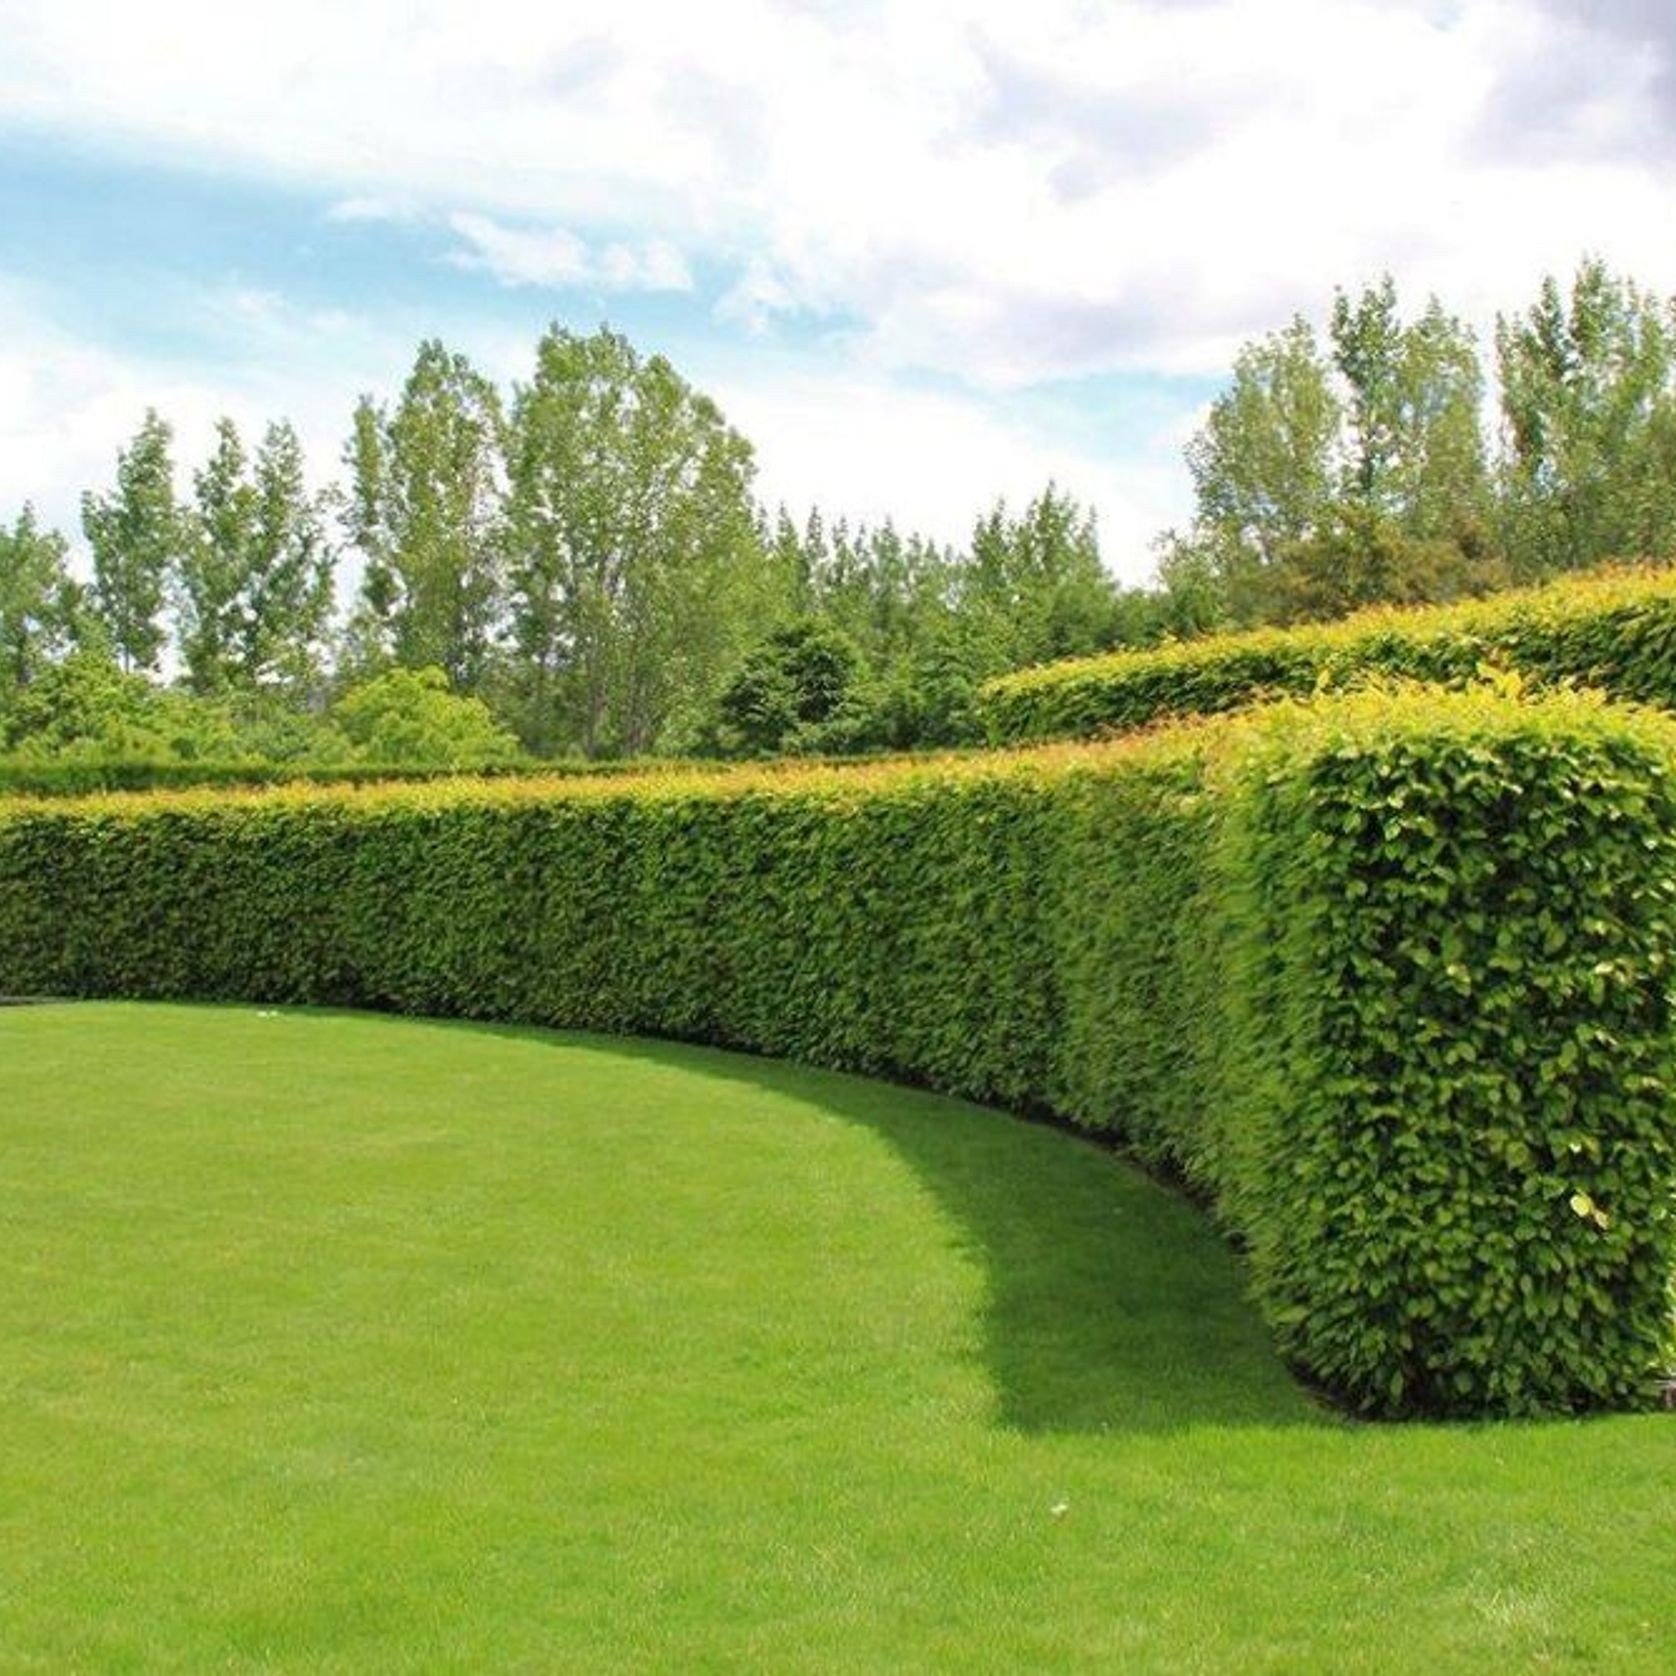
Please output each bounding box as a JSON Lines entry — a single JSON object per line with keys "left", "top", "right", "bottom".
{"left": 407, "top": 1014, "right": 1335, "bottom": 1438}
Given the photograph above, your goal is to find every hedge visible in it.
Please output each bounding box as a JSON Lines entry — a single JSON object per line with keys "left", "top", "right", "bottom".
{"left": 978, "top": 564, "right": 1676, "bottom": 744}
{"left": 0, "top": 749, "right": 947, "bottom": 801}
{"left": 0, "top": 755, "right": 657, "bottom": 800}
{"left": 3, "top": 688, "right": 1674, "bottom": 1418}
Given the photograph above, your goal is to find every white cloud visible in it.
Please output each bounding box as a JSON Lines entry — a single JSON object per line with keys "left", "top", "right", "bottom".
{"left": 599, "top": 238, "right": 692, "bottom": 293}
{"left": 715, "top": 259, "right": 801, "bottom": 334}
{"left": 446, "top": 213, "right": 692, "bottom": 292}
{"left": 3, "top": 0, "right": 1674, "bottom": 384}
{"left": 447, "top": 213, "right": 593, "bottom": 288}
{"left": 325, "top": 195, "right": 419, "bottom": 224}
{"left": 2, "top": 0, "right": 1674, "bottom": 579}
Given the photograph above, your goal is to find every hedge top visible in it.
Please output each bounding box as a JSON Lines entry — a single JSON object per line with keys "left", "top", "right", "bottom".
{"left": 0, "top": 753, "right": 711, "bottom": 802}
{"left": 978, "top": 563, "right": 1676, "bottom": 742}
{"left": 0, "top": 729, "right": 1186, "bottom": 820}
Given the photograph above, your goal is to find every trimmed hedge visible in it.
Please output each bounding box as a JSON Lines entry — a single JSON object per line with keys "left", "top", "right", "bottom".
{"left": 0, "top": 749, "right": 946, "bottom": 801}
{"left": 3, "top": 689, "right": 1674, "bottom": 1418}
{"left": 1211, "top": 694, "right": 1676, "bottom": 1414}
{"left": 978, "top": 564, "right": 1676, "bottom": 744}
{"left": 0, "top": 755, "right": 655, "bottom": 800}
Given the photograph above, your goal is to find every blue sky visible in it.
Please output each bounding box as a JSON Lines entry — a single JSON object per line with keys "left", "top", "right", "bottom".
{"left": 3, "top": 0, "right": 1675, "bottom": 583}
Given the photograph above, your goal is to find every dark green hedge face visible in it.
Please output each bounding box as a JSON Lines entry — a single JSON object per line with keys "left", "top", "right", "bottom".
{"left": 3, "top": 686, "right": 1673, "bottom": 1419}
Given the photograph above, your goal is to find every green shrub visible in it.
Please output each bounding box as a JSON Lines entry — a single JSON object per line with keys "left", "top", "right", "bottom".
{"left": 978, "top": 564, "right": 1676, "bottom": 743}
{"left": 3, "top": 688, "right": 1673, "bottom": 1418}
{"left": 324, "top": 666, "right": 523, "bottom": 767}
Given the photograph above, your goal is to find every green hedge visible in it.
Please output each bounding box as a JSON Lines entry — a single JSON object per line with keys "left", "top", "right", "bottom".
{"left": 0, "top": 750, "right": 938, "bottom": 800}
{"left": 3, "top": 689, "right": 1674, "bottom": 1418}
{"left": 979, "top": 565, "right": 1676, "bottom": 743}
{"left": 1211, "top": 694, "right": 1676, "bottom": 1414}
{"left": 0, "top": 755, "right": 660, "bottom": 799}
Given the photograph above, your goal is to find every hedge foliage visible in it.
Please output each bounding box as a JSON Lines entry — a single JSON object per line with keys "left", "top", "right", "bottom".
{"left": 978, "top": 564, "right": 1676, "bottom": 743}
{"left": 3, "top": 688, "right": 1674, "bottom": 1418}
{"left": 0, "top": 755, "right": 695, "bottom": 800}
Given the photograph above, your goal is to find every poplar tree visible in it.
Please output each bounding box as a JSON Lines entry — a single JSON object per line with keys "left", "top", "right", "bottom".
{"left": 82, "top": 410, "right": 184, "bottom": 674}
{"left": 1174, "top": 317, "right": 1342, "bottom": 623}
{"left": 1331, "top": 278, "right": 1488, "bottom": 540}
{"left": 1496, "top": 258, "right": 1676, "bottom": 576}
{"left": 0, "top": 505, "right": 74, "bottom": 693}
{"left": 179, "top": 419, "right": 336, "bottom": 695}
{"left": 505, "top": 326, "right": 770, "bottom": 756}
{"left": 179, "top": 418, "right": 257, "bottom": 693}
{"left": 343, "top": 341, "right": 506, "bottom": 689}
{"left": 244, "top": 421, "right": 335, "bottom": 690}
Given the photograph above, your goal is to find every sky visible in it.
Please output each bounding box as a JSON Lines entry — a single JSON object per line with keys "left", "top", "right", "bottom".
{"left": 3, "top": 0, "right": 1675, "bottom": 584}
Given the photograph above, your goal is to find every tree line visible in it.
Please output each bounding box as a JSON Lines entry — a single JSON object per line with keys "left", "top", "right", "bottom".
{"left": 0, "top": 326, "right": 1127, "bottom": 764}
{"left": 1155, "top": 258, "right": 1676, "bottom": 630}
{"left": 4, "top": 258, "right": 1676, "bottom": 765}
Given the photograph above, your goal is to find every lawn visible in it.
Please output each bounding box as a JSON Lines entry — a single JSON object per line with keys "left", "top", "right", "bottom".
{"left": 1, "top": 1002, "right": 1672, "bottom": 1673}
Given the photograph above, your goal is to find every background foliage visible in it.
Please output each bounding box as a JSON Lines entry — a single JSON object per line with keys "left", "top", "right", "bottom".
{"left": 11, "top": 259, "right": 1676, "bottom": 769}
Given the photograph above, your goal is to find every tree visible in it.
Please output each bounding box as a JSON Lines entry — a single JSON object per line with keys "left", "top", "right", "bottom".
{"left": 180, "top": 418, "right": 336, "bottom": 696}
{"left": 505, "top": 325, "right": 772, "bottom": 756}
{"left": 810, "top": 518, "right": 956, "bottom": 674}
{"left": 244, "top": 420, "right": 336, "bottom": 690}
{"left": 894, "top": 619, "right": 996, "bottom": 747}
{"left": 700, "top": 489, "right": 1115, "bottom": 756}
{"left": 343, "top": 341, "right": 506, "bottom": 689}
{"left": 764, "top": 504, "right": 819, "bottom": 616}
{"left": 82, "top": 410, "right": 186, "bottom": 673}
{"left": 1176, "top": 318, "right": 1341, "bottom": 623}
{"left": 0, "top": 506, "right": 74, "bottom": 694}
{"left": 1331, "top": 278, "right": 1489, "bottom": 542}
{"left": 1150, "top": 533, "right": 1227, "bottom": 638}
{"left": 325, "top": 666, "right": 521, "bottom": 766}
{"left": 709, "top": 508, "right": 974, "bottom": 755}
{"left": 178, "top": 418, "right": 257, "bottom": 694}
{"left": 712, "top": 619, "right": 864, "bottom": 756}
{"left": 964, "top": 485, "right": 1115, "bottom": 668}
{"left": 1496, "top": 258, "right": 1676, "bottom": 576}
{"left": 1164, "top": 282, "right": 1501, "bottom": 627}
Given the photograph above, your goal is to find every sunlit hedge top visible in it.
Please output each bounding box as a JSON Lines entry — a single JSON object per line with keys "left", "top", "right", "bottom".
{"left": 0, "top": 754, "right": 674, "bottom": 801}
{"left": 0, "top": 727, "right": 1204, "bottom": 819}
{"left": 978, "top": 564, "right": 1676, "bottom": 743}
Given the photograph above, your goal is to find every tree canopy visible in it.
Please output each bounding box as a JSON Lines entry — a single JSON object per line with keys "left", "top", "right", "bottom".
{"left": 10, "top": 259, "right": 1676, "bottom": 768}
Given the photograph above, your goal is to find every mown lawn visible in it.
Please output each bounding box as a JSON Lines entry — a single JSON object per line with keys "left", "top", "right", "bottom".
{"left": 1, "top": 1002, "right": 1672, "bottom": 1673}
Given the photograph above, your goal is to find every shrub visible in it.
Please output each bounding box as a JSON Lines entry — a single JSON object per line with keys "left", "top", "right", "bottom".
{"left": 711, "top": 620, "right": 868, "bottom": 756}
{"left": 978, "top": 564, "right": 1676, "bottom": 744}
{"left": 326, "top": 666, "right": 523, "bottom": 767}
{"left": 2, "top": 688, "right": 1673, "bottom": 1418}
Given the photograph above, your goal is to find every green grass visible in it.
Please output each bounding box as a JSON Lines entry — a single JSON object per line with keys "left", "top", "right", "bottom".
{"left": 2, "top": 1004, "right": 1673, "bottom": 1673}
